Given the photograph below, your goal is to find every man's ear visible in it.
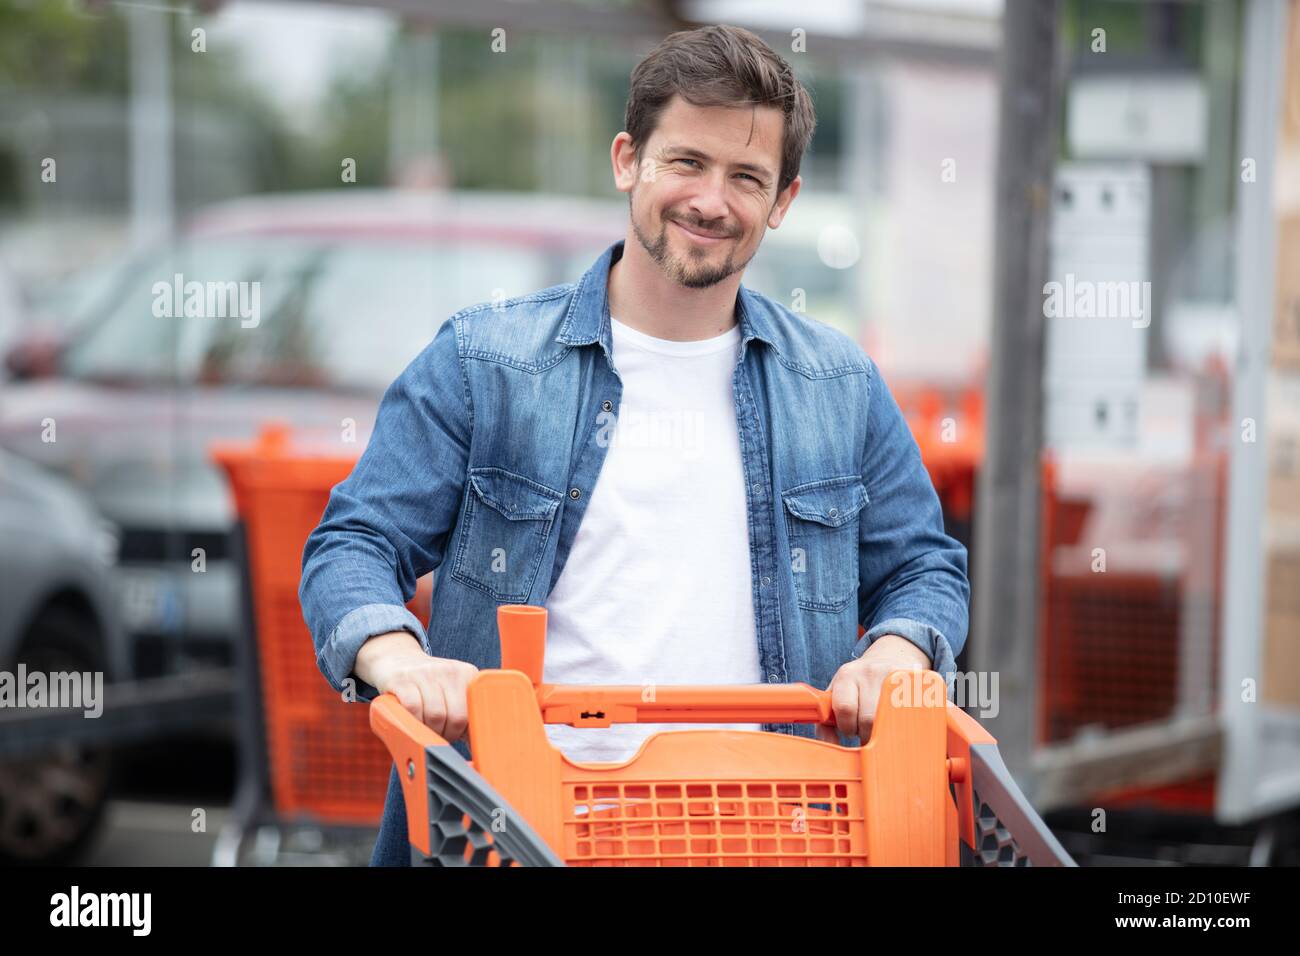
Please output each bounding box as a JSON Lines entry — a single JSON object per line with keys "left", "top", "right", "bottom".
{"left": 611, "top": 132, "right": 639, "bottom": 193}
{"left": 767, "top": 174, "right": 802, "bottom": 229}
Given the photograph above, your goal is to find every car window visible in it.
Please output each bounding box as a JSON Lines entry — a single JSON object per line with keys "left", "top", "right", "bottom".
{"left": 284, "top": 240, "right": 548, "bottom": 390}
{"left": 62, "top": 235, "right": 553, "bottom": 391}
{"left": 60, "top": 245, "right": 190, "bottom": 382}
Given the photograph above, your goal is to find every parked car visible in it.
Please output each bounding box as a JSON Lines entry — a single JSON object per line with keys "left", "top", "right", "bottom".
{"left": 0, "top": 449, "right": 125, "bottom": 865}
{"left": 0, "top": 189, "right": 624, "bottom": 678}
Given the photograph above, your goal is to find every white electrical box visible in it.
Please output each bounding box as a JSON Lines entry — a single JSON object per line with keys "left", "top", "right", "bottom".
{"left": 1068, "top": 73, "right": 1208, "bottom": 162}
{"left": 1044, "top": 162, "right": 1152, "bottom": 451}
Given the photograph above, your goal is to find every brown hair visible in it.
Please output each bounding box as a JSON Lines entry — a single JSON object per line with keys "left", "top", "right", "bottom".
{"left": 624, "top": 24, "right": 816, "bottom": 196}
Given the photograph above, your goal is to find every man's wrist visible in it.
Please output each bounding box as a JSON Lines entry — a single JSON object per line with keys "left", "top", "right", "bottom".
{"left": 354, "top": 630, "right": 423, "bottom": 688}
{"left": 854, "top": 618, "right": 959, "bottom": 691}
{"left": 862, "top": 633, "right": 932, "bottom": 667}
{"left": 316, "top": 602, "right": 428, "bottom": 695}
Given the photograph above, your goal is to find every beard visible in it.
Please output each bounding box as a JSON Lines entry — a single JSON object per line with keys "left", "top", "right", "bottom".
{"left": 628, "top": 192, "right": 756, "bottom": 290}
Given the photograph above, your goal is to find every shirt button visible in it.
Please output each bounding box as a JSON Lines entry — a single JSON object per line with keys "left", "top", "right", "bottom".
{"left": 761, "top": 576, "right": 770, "bottom": 587}
{"left": 601, "top": 400, "right": 613, "bottom": 412}
{"left": 767, "top": 673, "right": 781, "bottom": 683}
{"left": 828, "top": 507, "right": 838, "bottom": 517}
{"left": 569, "top": 488, "right": 581, "bottom": 499}
{"left": 751, "top": 482, "right": 762, "bottom": 495}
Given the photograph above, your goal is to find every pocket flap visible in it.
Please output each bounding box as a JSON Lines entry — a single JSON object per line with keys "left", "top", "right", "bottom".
{"left": 468, "top": 467, "right": 562, "bottom": 520}
{"left": 781, "top": 477, "right": 868, "bottom": 528}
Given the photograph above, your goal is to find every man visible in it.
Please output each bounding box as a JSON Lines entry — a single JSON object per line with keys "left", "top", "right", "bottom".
{"left": 300, "top": 23, "right": 969, "bottom": 867}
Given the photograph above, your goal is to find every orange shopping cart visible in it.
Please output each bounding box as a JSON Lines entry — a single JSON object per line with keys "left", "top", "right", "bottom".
{"left": 209, "top": 423, "right": 433, "bottom": 864}
{"left": 371, "top": 604, "right": 1076, "bottom": 867}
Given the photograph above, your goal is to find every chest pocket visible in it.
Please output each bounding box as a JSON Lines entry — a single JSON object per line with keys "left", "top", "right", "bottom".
{"left": 451, "top": 467, "right": 563, "bottom": 603}
{"left": 782, "top": 475, "right": 868, "bottom": 612}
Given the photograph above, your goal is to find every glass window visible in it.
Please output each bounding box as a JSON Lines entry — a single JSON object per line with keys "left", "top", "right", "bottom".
{"left": 62, "top": 235, "right": 555, "bottom": 391}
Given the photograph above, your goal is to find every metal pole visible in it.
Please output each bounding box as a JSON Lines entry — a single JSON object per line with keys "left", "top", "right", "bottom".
{"left": 1218, "top": 0, "right": 1289, "bottom": 825}
{"left": 126, "top": 3, "right": 173, "bottom": 250}
{"left": 971, "top": 0, "right": 1063, "bottom": 791}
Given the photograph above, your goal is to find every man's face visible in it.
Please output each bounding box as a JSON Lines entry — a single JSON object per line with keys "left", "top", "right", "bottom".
{"left": 614, "top": 94, "right": 800, "bottom": 290}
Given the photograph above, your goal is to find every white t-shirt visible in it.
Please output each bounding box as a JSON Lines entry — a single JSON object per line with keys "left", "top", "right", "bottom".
{"left": 541, "top": 315, "right": 764, "bottom": 763}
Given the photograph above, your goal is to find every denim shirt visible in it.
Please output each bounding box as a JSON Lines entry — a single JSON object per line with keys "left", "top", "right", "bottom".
{"left": 300, "top": 237, "right": 969, "bottom": 762}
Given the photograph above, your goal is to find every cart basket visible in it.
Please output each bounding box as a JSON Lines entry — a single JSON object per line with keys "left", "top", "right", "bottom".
{"left": 371, "top": 605, "right": 1075, "bottom": 867}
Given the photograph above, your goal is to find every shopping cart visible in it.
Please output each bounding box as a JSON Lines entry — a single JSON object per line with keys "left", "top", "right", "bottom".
{"left": 371, "top": 604, "right": 1076, "bottom": 867}
{"left": 208, "top": 423, "right": 433, "bottom": 864}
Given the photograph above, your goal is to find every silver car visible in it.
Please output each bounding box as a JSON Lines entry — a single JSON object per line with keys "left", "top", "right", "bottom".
{"left": 0, "top": 449, "right": 125, "bottom": 864}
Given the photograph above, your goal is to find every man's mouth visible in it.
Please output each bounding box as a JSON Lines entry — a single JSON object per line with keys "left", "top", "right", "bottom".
{"left": 670, "top": 218, "right": 731, "bottom": 244}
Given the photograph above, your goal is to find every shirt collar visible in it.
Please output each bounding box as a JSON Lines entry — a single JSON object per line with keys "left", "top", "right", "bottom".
{"left": 555, "top": 238, "right": 782, "bottom": 355}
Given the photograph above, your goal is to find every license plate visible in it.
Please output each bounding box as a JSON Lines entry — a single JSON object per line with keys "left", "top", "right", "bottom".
{"left": 118, "top": 568, "right": 184, "bottom": 634}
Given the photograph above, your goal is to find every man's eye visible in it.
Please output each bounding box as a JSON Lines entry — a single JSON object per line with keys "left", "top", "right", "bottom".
{"left": 672, "top": 158, "right": 759, "bottom": 185}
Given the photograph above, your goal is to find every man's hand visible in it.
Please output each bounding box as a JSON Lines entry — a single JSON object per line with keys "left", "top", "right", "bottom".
{"left": 816, "top": 634, "right": 932, "bottom": 744}
{"left": 354, "top": 630, "right": 479, "bottom": 745}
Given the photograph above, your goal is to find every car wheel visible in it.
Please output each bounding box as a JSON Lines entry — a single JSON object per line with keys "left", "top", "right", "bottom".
{"left": 0, "top": 606, "right": 114, "bottom": 866}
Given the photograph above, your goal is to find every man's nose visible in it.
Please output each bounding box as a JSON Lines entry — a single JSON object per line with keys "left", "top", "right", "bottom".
{"left": 684, "top": 173, "right": 731, "bottom": 226}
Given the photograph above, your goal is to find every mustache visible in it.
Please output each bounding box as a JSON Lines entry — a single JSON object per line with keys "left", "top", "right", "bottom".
{"left": 666, "top": 216, "right": 734, "bottom": 238}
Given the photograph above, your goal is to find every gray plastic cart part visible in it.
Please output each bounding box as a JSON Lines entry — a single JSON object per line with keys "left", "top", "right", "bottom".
{"left": 967, "top": 741, "right": 1077, "bottom": 866}
{"left": 410, "top": 741, "right": 564, "bottom": 867}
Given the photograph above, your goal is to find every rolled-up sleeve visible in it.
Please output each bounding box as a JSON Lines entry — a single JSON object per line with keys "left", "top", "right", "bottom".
{"left": 299, "top": 315, "right": 472, "bottom": 700}
{"left": 855, "top": 360, "right": 970, "bottom": 692}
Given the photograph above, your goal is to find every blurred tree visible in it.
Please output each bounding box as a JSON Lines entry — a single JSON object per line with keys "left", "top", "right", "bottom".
{"left": 0, "top": 0, "right": 129, "bottom": 92}
{"left": 0, "top": 3, "right": 844, "bottom": 206}
{"left": 291, "top": 61, "right": 391, "bottom": 190}
{"left": 0, "top": 0, "right": 302, "bottom": 212}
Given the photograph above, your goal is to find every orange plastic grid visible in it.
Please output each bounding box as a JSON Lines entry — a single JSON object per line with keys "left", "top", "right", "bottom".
{"left": 211, "top": 423, "right": 430, "bottom": 825}
{"left": 563, "top": 778, "right": 863, "bottom": 866}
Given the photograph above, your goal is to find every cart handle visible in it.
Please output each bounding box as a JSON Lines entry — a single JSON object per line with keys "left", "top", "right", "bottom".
{"left": 495, "top": 604, "right": 968, "bottom": 728}
{"left": 533, "top": 681, "right": 836, "bottom": 726}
